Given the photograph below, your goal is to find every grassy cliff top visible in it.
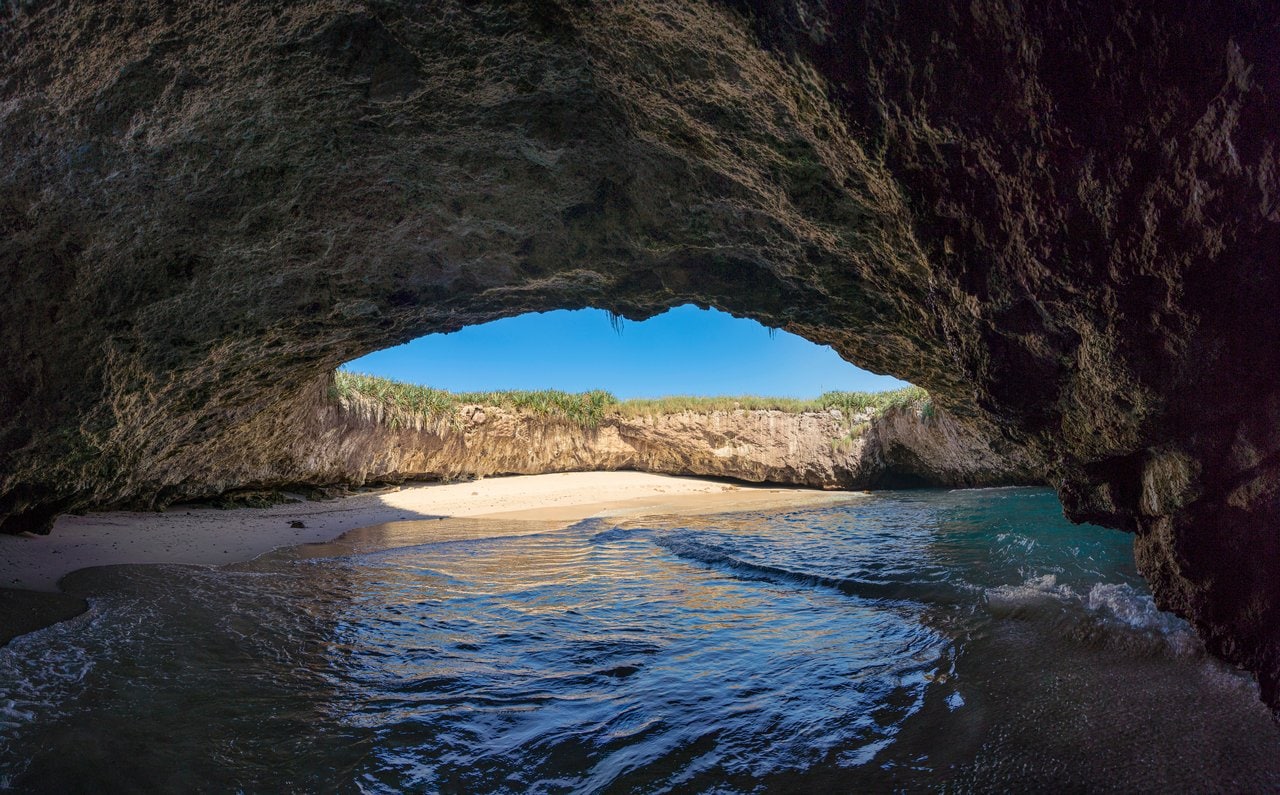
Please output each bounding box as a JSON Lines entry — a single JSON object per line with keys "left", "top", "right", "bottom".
{"left": 333, "top": 371, "right": 928, "bottom": 428}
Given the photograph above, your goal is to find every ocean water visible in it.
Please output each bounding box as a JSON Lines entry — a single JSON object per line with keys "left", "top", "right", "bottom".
{"left": 1, "top": 488, "right": 1277, "bottom": 792}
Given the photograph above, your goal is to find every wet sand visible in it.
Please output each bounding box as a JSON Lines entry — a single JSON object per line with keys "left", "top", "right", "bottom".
{"left": 0, "top": 472, "right": 857, "bottom": 642}
{"left": 0, "top": 588, "right": 88, "bottom": 646}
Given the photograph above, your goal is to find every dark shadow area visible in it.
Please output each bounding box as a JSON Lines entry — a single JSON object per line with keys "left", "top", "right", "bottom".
{"left": 0, "top": 588, "right": 88, "bottom": 646}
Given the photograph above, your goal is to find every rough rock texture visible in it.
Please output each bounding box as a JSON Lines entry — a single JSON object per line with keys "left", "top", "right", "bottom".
{"left": 1, "top": 2, "right": 1278, "bottom": 703}
{"left": 201, "top": 377, "right": 1038, "bottom": 492}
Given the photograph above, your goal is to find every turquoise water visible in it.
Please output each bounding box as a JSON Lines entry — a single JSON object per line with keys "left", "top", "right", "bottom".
{"left": 1, "top": 488, "right": 1277, "bottom": 791}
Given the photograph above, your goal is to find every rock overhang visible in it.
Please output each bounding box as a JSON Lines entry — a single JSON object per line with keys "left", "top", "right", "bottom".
{"left": 1, "top": 0, "right": 1278, "bottom": 705}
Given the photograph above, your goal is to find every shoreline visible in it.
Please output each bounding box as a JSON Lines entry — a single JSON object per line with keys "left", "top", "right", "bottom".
{"left": 0, "top": 472, "right": 858, "bottom": 644}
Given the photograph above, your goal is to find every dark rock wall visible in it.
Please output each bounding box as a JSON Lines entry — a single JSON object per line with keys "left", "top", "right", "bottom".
{"left": 2, "top": 2, "right": 1278, "bottom": 703}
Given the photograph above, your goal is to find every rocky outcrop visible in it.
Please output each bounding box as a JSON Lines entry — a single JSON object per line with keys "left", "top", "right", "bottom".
{"left": 1, "top": 2, "right": 1278, "bottom": 704}
{"left": 194, "top": 378, "right": 1038, "bottom": 494}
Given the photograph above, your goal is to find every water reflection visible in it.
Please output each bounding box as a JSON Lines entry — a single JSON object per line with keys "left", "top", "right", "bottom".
{"left": 1, "top": 491, "right": 1278, "bottom": 792}
{"left": 282, "top": 515, "right": 944, "bottom": 791}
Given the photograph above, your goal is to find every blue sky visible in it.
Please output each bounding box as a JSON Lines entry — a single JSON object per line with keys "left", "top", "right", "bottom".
{"left": 343, "top": 305, "right": 910, "bottom": 399}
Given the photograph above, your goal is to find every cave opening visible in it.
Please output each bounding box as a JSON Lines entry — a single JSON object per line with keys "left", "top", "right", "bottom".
{"left": 2, "top": 0, "right": 1279, "bottom": 783}
{"left": 318, "top": 302, "right": 948, "bottom": 493}
{"left": 340, "top": 304, "right": 912, "bottom": 400}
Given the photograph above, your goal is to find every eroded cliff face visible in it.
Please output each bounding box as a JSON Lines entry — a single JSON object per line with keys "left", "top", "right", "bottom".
{"left": 196, "top": 378, "right": 1037, "bottom": 494}
{"left": 2, "top": 2, "right": 1278, "bottom": 703}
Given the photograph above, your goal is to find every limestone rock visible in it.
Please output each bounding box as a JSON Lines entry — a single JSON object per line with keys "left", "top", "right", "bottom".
{"left": 209, "top": 377, "right": 1037, "bottom": 493}
{"left": 1, "top": 1, "right": 1278, "bottom": 704}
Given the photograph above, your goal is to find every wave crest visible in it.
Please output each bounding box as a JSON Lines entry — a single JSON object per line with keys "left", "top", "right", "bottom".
{"left": 986, "top": 575, "right": 1202, "bottom": 657}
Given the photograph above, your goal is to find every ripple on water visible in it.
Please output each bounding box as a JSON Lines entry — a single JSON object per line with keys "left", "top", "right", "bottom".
{"left": 1, "top": 489, "right": 1278, "bottom": 792}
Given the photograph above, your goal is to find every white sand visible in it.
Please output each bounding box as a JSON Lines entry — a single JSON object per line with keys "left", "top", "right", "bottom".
{"left": 0, "top": 472, "right": 858, "bottom": 592}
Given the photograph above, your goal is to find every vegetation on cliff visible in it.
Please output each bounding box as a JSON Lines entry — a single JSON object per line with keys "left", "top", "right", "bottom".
{"left": 332, "top": 371, "right": 929, "bottom": 428}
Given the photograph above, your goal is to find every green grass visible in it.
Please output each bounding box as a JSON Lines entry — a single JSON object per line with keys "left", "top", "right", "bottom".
{"left": 334, "top": 371, "right": 618, "bottom": 427}
{"left": 612, "top": 387, "right": 926, "bottom": 417}
{"left": 333, "top": 371, "right": 928, "bottom": 429}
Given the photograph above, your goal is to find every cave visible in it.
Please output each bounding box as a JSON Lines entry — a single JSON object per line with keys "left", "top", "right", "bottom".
{"left": 2, "top": 0, "right": 1278, "bottom": 713}
{"left": 341, "top": 304, "right": 912, "bottom": 398}
{"left": 315, "top": 306, "right": 1028, "bottom": 493}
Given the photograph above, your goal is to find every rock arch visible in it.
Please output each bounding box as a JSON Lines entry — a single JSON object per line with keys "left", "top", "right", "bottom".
{"left": 2, "top": 1, "right": 1278, "bottom": 704}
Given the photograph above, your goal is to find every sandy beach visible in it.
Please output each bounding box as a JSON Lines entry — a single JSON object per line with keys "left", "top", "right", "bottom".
{"left": 0, "top": 472, "right": 856, "bottom": 596}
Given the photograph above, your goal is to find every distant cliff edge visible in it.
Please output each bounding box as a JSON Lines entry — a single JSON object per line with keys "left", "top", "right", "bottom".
{"left": 156, "top": 374, "right": 1040, "bottom": 504}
